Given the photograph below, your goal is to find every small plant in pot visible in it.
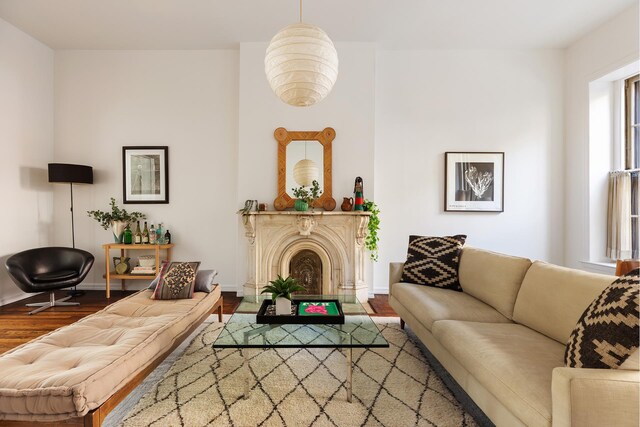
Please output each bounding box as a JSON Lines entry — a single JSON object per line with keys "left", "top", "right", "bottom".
{"left": 87, "top": 198, "right": 146, "bottom": 242}
{"left": 261, "top": 275, "right": 306, "bottom": 315}
{"left": 291, "top": 180, "right": 322, "bottom": 211}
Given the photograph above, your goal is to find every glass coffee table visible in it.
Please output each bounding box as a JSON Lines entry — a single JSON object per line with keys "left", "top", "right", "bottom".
{"left": 212, "top": 294, "right": 388, "bottom": 402}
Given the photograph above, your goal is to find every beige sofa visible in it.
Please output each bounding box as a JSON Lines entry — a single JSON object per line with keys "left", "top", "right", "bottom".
{"left": 0, "top": 287, "right": 222, "bottom": 426}
{"left": 389, "top": 247, "right": 639, "bottom": 427}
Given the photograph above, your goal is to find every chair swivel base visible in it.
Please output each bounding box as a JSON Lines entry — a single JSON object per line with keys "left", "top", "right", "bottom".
{"left": 26, "top": 291, "right": 80, "bottom": 315}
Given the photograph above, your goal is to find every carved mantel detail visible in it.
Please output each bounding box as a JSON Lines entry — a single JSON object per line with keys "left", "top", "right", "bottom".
{"left": 296, "top": 215, "right": 317, "bottom": 236}
{"left": 238, "top": 211, "right": 372, "bottom": 301}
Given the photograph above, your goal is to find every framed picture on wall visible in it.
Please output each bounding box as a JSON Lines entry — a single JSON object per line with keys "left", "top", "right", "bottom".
{"left": 123, "top": 146, "right": 169, "bottom": 204}
{"left": 444, "top": 152, "right": 504, "bottom": 212}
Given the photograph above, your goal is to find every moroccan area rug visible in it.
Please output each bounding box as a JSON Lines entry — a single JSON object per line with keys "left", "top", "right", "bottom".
{"left": 119, "top": 321, "right": 479, "bottom": 427}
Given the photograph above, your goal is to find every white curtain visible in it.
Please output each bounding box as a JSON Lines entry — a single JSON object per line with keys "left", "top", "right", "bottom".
{"left": 607, "top": 171, "right": 632, "bottom": 259}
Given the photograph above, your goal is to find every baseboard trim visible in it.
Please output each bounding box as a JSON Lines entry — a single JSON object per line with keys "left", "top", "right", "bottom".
{"left": 0, "top": 292, "right": 41, "bottom": 307}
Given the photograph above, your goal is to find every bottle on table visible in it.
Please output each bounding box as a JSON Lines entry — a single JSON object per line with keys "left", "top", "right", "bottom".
{"left": 149, "top": 224, "right": 156, "bottom": 244}
{"left": 156, "top": 223, "right": 163, "bottom": 244}
{"left": 123, "top": 224, "right": 133, "bottom": 244}
{"left": 164, "top": 230, "right": 171, "bottom": 244}
{"left": 134, "top": 221, "right": 142, "bottom": 244}
{"left": 142, "top": 221, "right": 149, "bottom": 244}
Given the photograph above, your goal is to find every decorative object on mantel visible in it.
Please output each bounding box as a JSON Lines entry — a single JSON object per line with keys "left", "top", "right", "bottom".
{"left": 122, "top": 146, "right": 169, "bottom": 204}
{"left": 260, "top": 275, "right": 306, "bottom": 315}
{"left": 445, "top": 152, "right": 504, "bottom": 212}
{"left": 354, "top": 177, "right": 364, "bottom": 211}
{"left": 264, "top": 0, "right": 338, "bottom": 107}
{"left": 292, "top": 180, "right": 322, "bottom": 211}
{"left": 341, "top": 197, "right": 354, "bottom": 211}
{"left": 87, "top": 197, "right": 146, "bottom": 242}
{"left": 363, "top": 199, "right": 381, "bottom": 261}
{"left": 274, "top": 127, "right": 336, "bottom": 211}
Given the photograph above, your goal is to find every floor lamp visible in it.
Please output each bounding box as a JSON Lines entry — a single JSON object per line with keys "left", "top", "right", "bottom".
{"left": 48, "top": 163, "right": 93, "bottom": 297}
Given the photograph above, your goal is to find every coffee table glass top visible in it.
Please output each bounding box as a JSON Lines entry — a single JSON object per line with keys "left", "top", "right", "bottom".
{"left": 212, "top": 295, "right": 389, "bottom": 349}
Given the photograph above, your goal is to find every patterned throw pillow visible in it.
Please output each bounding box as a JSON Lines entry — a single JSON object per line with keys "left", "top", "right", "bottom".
{"left": 564, "top": 268, "right": 639, "bottom": 369}
{"left": 400, "top": 235, "right": 467, "bottom": 291}
{"left": 151, "top": 261, "right": 201, "bottom": 300}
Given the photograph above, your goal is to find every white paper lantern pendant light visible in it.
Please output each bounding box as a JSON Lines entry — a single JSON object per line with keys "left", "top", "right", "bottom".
{"left": 293, "top": 141, "right": 319, "bottom": 186}
{"left": 265, "top": 0, "right": 339, "bottom": 107}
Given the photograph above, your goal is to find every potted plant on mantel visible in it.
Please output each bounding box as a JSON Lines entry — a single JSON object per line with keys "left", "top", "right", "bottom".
{"left": 291, "top": 180, "right": 322, "bottom": 211}
{"left": 261, "top": 275, "right": 306, "bottom": 315}
{"left": 87, "top": 198, "right": 146, "bottom": 243}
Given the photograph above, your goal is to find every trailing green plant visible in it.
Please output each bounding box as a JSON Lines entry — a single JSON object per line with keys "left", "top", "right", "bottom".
{"left": 261, "top": 275, "right": 306, "bottom": 301}
{"left": 87, "top": 197, "right": 146, "bottom": 230}
{"left": 291, "top": 180, "right": 322, "bottom": 206}
{"left": 363, "top": 199, "right": 380, "bottom": 261}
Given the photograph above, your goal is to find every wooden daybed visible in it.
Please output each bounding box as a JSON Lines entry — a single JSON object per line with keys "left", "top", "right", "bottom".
{"left": 0, "top": 288, "right": 223, "bottom": 427}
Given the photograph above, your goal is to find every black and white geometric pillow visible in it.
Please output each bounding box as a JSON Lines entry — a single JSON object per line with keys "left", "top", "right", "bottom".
{"left": 564, "top": 268, "right": 639, "bottom": 369}
{"left": 400, "top": 235, "right": 467, "bottom": 291}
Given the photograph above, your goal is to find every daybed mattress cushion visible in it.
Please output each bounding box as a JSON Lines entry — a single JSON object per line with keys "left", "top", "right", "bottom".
{"left": 433, "top": 320, "right": 565, "bottom": 427}
{"left": 0, "top": 288, "right": 220, "bottom": 421}
{"left": 391, "top": 282, "right": 510, "bottom": 331}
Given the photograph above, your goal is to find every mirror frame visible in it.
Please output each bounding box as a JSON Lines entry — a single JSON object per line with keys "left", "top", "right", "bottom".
{"left": 274, "top": 127, "right": 336, "bottom": 211}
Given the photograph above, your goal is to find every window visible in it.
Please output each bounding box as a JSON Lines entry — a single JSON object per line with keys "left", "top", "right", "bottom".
{"left": 624, "top": 74, "right": 639, "bottom": 258}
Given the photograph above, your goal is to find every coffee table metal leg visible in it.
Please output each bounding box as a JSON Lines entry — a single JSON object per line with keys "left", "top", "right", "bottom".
{"left": 347, "top": 347, "right": 352, "bottom": 403}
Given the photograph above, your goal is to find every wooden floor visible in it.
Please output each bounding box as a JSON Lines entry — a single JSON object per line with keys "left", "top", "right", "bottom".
{"left": 0, "top": 291, "right": 393, "bottom": 354}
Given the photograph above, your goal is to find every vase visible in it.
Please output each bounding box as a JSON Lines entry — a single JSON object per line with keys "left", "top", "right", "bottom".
{"left": 275, "top": 297, "right": 292, "bottom": 315}
{"left": 111, "top": 221, "right": 127, "bottom": 243}
{"left": 294, "top": 199, "right": 309, "bottom": 211}
{"left": 341, "top": 197, "right": 354, "bottom": 211}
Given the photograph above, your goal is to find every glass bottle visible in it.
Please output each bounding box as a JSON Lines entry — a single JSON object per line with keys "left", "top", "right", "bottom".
{"left": 134, "top": 221, "right": 142, "bottom": 244}
{"left": 164, "top": 230, "right": 171, "bottom": 244}
{"left": 149, "top": 224, "right": 156, "bottom": 244}
{"left": 142, "top": 221, "right": 149, "bottom": 244}
{"left": 156, "top": 223, "right": 163, "bottom": 244}
{"left": 123, "top": 224, "right": 133, "bottom": 244}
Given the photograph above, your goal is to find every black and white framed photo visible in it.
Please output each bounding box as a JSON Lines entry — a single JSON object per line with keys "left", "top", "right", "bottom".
{"left": 445, "top": 152, "right": 504, "bottom": 212}
{"left": 122, "top": 146, "right": 169, "bottom": 204}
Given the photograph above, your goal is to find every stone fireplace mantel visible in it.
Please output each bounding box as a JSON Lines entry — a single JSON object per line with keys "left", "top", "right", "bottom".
{"left": 240, "top": 211, "right": 371, "bottom": 301}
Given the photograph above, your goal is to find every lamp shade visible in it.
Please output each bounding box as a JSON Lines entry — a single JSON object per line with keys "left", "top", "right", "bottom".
{"left": 265, "top": 23, "right": 339, "bottom": 107}
{"left": 293, "top": 159, "right": 319, "bottom": 186}
{"left": 48, "top": 163, "right": 93, "bottom": 184}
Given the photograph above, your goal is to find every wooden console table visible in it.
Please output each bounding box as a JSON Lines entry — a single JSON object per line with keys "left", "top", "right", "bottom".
{"left": 102, "top": 243, "right": 174, "bottom": 298}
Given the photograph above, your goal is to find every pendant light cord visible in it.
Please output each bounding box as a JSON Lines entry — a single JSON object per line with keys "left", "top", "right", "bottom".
{"left": 299, "top": 0, "right": 303, "bottom": 22}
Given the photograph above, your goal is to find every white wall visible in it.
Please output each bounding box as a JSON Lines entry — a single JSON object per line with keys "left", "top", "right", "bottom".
{"left": 54, "top": 50, "right": 239, "bottom": 291}
{"left": 374, "top": 49, "right": 565, "bottom": 291}
{"left": 236, "top": 42, "right": 376, "bottom": 295}
{"left": 564, "top": 4, "right": 639, "bottom": 272}
{"left": 0, "top": 18, "right": 54, "bottom": 305}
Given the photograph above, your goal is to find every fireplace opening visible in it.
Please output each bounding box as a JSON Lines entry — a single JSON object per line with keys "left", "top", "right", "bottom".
{"left": 290, "top": 249, "right": 323, "bottom": 295}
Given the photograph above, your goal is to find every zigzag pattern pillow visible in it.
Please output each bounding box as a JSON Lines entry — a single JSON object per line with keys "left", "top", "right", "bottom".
{"left": 564, "top": 268, "right": 639, "bottom": 369}
{"left": 400, "top": 235, "right": 467, "bottom": 291}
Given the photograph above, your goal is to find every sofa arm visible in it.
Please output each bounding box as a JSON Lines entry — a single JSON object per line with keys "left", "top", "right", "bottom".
{"left": 552, "top": 367, "right": 639, "bottom": 427}
{"left": 389, "top": 262, "right": 404, "bottom": 295}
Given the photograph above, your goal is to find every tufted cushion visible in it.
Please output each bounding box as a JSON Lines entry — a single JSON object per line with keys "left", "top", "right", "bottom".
{"left": 0, "top": 287, "right": 221, "bottom": 422}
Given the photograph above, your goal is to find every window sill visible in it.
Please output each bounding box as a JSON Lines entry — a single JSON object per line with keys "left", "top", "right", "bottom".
{"left": 580, "top": 261, "right": 616, "bottom": 275}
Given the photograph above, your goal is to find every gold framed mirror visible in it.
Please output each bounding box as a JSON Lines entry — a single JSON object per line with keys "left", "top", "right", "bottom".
{"left": 274, "top": 127, "right": 336, "bottom": 211}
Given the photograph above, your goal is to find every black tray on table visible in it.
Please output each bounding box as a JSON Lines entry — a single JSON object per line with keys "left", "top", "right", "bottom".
{"left": 256, "top": 298, "right": 345, "bottom": 325}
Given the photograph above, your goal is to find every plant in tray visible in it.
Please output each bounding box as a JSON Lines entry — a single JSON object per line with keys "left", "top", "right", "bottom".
{"left": 87, "top": 198, "right": 146, "bottom": 243}
{"left": 261, "top": 275, "right": 306, "bottom": 315}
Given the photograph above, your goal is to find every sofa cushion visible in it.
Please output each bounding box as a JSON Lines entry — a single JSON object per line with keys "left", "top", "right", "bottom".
{"left": 0, "top": 287, "right": 220, "bottom": 421}
{"left": 458, "top": 247, "right": 531, "bottom": 319}
{"left": 392, "top": 282, "right": 510, "bottom": 331}
{"left": 433, "top": 320, "right": 565, "bottom": 427}
{"left": 400, "top": 234, "right": 467, "bottom": 291}
{"left": 513, "top": 261, "right": 614, "bottom": 344}
{"left": 565, "top": 269, "right": 639, "bottom": 369}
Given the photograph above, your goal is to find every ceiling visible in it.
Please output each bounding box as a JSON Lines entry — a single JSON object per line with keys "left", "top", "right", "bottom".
{"left": 0, "top": 0, "right": 636, "bottom": 50}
